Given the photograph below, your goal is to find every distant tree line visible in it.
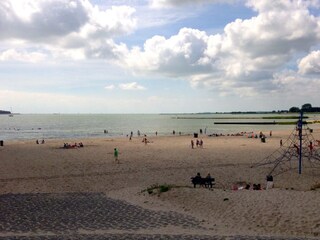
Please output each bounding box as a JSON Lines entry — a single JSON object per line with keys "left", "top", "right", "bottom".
{"left": 289, "top": 103, "right": 320, "bottom": 113}
{"left": 0, "top": 110, "right": 11, "bottom": 114}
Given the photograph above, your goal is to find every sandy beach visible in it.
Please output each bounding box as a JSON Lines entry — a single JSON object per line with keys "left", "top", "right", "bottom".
{"left": 1, "top": 128, "right": 320, "bottom": 239}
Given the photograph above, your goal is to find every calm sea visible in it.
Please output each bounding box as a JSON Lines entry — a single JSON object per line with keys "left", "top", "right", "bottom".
{"left": 0, "top": 113, "right": 317, "bottom": 141}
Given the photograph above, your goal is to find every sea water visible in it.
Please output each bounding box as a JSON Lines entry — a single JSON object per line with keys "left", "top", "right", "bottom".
{"left": 0, "top": 113, "right": 316, "bottom": 141}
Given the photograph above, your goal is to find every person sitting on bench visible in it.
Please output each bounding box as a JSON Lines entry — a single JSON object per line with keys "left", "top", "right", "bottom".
{"left": 205, "top": 173, "right": 214, "bottom": 188}
{"left": 191, "top": 172, "right": 215, "bottom": 188}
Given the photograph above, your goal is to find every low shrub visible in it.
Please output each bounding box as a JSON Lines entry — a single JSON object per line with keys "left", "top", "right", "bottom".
{"left": 143, "top": 184, "right": 172, "bottom": 195}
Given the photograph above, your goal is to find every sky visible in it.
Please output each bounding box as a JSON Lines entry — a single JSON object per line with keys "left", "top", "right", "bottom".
{"left": 0, "top": 0, "right": 320, "bottom": 114}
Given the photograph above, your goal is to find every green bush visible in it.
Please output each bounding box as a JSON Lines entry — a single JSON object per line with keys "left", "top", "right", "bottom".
{"left": 143, "top": 184, "right": 172, "bottom": 195}
{"left": 159, "top": 185, "right": 170, "bottom": 193}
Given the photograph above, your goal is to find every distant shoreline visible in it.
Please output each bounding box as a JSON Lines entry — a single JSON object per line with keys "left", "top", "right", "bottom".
{"left": 175, "top": 116, "right": 308, "bottom": 120}
{"left": 0, "top": 110, "right": 11, "bottom": 115}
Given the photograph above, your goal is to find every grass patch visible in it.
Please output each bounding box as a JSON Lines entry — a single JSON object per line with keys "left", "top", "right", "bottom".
{"left": 142, "top": 184, "right": 172, "bottom": 195}
{"left": 142, "top": 184, "right": 189, "bottom": 195}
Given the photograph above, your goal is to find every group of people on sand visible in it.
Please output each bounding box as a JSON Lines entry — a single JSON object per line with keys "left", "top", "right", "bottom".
{"left": 208, "top": 131, "right": 273, "bottom": 139}
{"left": 245, "top": 183, "right": 262, "bottom": 190}
{"left": 233, "top": 182, "right": 263, "bottom": 191}
{"left": 191, "top": 139, "right": 203, "bottom": 148}
{"left": 142, "top": 135, "right": 151, "bottom": 145}
{"left": 194, "top": 172, "right": 212, "bottom": 181}
{"left": 233, "top": 175, "right": 274, "bottom": 191}
{"left": 127, "top": 130, "right": 153, "bottom": 145}
{"left": 63, "top": 142, "right": 84, "bottom": 149}
{"left": 192, "top": 172, "right": 214, "bottom": 188}
{"left": 128, "top": 130, "right": 159, "bottom": 141}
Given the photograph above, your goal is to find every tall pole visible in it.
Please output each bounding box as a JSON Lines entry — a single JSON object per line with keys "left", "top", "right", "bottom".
{"left": 298, "top": 111, "right": 303, "bottom": 174}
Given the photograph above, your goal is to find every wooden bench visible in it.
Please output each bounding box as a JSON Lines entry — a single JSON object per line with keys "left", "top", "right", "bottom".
{"left": 191, "top": 177, "right": 215, "bottom": 188}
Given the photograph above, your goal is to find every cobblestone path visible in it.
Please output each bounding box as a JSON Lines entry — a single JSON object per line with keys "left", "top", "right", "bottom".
{"left": 0, "top": 193, "right": 315, "bottom": 240}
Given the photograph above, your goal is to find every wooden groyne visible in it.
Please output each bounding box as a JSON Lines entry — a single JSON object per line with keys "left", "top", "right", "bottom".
{"left": 214, "top": 122, "right": 277, "bottom": 125}
{"left": 214, "top": 121, "right": 307, "bottom": 125}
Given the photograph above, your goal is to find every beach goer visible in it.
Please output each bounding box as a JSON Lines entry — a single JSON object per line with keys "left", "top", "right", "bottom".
{"left": 36, "top": 139, "right": 39, "bottom": 144}
{"left": 294, "top": 144, "right": 299, "bottom": 154}
{"left": 200, "top": 139, "right": 203, "bottom": 148}
{"left": 114, "top": 148, "right": 119, "bottom": 164}
{"left": 253, "top": 183, "right": 262, "bottom": 190}
{"left": 191, "top": 139, "right": 194, "bottom": 149}
{"left": 257, "top": 184, "right": 261, "bottom": 190}
{"left": 266, "top": 175, "right": 274, "bottom": 190}
{"left": 280, "top": 139, "right": 283, "bottom": 147}
{"left": 196, "top": 139, "right": 199, "bottom": 147}
{"left": 129, "top": 131, "right": 133, "bottom": 141}
{"left": 205, "top": 173, "right": 213, "bottom": 188}
{"left": 309, "top": 141, "right": 313, "bottom": 153}
{"left": 270, "top": 130, "right": 272, "bottom": 137}
{"left": 41, "top": 139, "right": 45, "bottom": 144}
{"left": 259, "top": 132, "right": 263, "bottom": 138}
{"left": 194, "top": 172, "right": 202, "bottom": 182}
{"left": 191, "top": 172, "right": 203, "bottom": 188}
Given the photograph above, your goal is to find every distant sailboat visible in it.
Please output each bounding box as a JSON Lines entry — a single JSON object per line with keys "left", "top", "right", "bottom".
{"left": 9, "top": 107, "right": 13, "bottom": 117}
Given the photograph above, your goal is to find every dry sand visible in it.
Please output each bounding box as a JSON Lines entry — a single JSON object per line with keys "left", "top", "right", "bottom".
{"left": 1, "top": 128, "right": 320, "bottom": 238}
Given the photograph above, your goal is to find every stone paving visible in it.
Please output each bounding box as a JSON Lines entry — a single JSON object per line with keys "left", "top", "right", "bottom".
{"left": 0, "top": 234, "right": 317, "bottom": 240}
{"left": 0, "top": 193, "right": 316, "bottom": 240}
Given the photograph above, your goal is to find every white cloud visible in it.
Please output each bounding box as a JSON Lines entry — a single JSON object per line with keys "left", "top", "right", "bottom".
{"left": 272, "top": 70, "right": 320, "bottom": 97}
{"left": 121, "top": 0, "right": 320, "bottom": 95}
{"left": 1, "top": 0, "right": 320, "bottom": 103}
{"left": 0, "top": 0, "right": 89, "bottom": 41}
{"left": 105, "top": 84, "right": 115, "bottom": 90}
{"left": 2, "top": 0, "right": 137, "bottom": 41}
{"left": 123, "top": 28, "right": 211, "bottom": 76}
{"left": 78, "top": 5, "right": 136, "bottom": 40}
{"left": 0, "top": 0, "right": 137, "bottom": 62}
{"left": 298, "top": 51, "right": 320, "bottom": 74}
{"left": 149, "top": 0, "right": 238, "bottom": 9}
{"left": 119, "top": 82, "right": 146, "bottom": 90}
{"left": 0, "top": 49, "right": 47, "bottom": 63}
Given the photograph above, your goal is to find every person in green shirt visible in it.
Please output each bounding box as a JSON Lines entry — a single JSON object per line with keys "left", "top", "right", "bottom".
{"left": 114, "top": 148, "right": 119, "bottom": 163}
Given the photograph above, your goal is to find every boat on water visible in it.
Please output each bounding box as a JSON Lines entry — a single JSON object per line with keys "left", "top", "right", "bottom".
{"left": 8, "top": 107, "right": 13, "bottom": 117}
